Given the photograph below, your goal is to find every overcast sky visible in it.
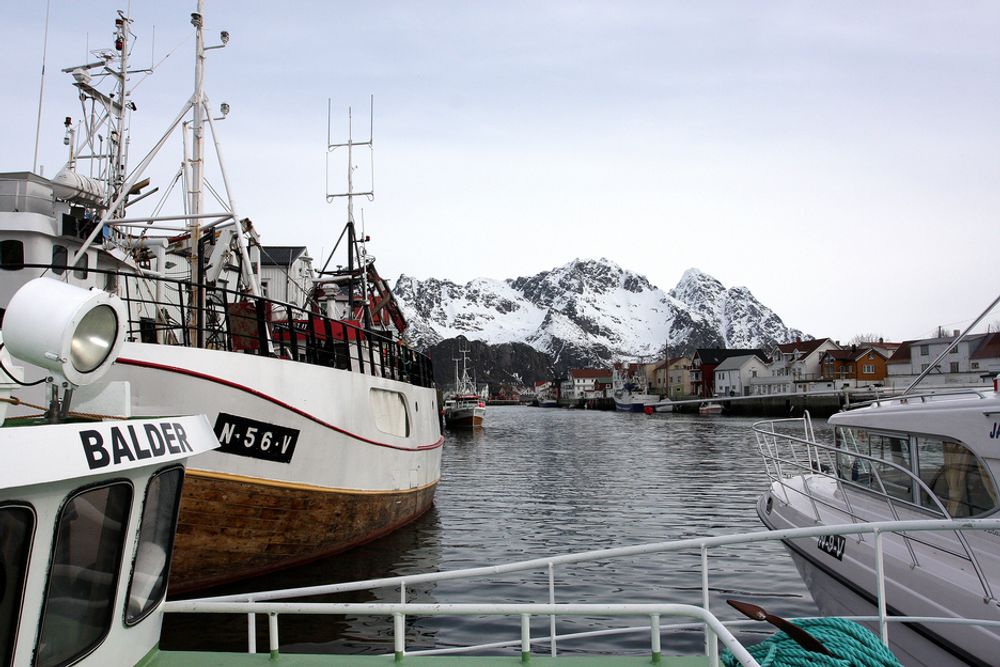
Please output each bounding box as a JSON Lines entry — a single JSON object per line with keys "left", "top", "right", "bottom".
{"left": 3, "top": 1, "right": 999, "bottom": 343}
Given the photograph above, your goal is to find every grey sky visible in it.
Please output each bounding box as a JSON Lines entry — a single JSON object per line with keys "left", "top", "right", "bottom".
{"left": 3, "top": 1, "right": 999, "bottom": 343}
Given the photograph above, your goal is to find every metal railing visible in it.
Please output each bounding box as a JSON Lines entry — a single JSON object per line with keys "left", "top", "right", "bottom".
{"left": 12, "top": 263, "right": 434, "bottom": 388}
{"left": 163, "top": 518, "right": 1000, "bottom": 665}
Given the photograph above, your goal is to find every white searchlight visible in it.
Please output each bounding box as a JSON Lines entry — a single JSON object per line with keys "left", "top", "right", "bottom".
{"left": 3, "top": 278, "right": 126, "bottom": 389}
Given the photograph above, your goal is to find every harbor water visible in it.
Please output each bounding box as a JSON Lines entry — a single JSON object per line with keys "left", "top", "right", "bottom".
{"left": 162, "top": 406, "right": 820, "bottom": 656}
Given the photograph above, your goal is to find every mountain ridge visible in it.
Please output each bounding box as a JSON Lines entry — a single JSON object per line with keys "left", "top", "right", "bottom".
{"left": 394, "top": 259, "right": 806, "bottom": 372}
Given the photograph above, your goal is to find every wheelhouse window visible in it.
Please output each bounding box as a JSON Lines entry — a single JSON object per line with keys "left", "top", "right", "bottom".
{"left": 51, "top": 246, "right": 68, "bottom": 275}
{"left": 73, "top": 253, "right": 89, "bottom": 280}
{"left": 0, "top": 241, "right": 23, "bottom": 271}
{"left": 36, "top": 483, "right": 132, "bottom": 667}
{"left": 370, "top": 388, "right": 410, "bottom": 437}
{"left": 125, "top": 468, "right": 184, "bottom": 625}
{"left": 917, "top": 437, "right": 998, "bottom": 517}
{"left": 836, "top": 428, "right": 913, "bottom": 502}
{"left": 0, "top": 506, "right": 34, "bottom": 667}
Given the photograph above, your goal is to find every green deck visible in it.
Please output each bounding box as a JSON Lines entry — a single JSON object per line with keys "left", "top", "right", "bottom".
{"left": 147, "top": 651, "right": 710, "bottom": 666}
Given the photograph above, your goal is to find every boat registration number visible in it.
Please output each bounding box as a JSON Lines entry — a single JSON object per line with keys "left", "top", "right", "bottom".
{"left": 817, "top": 534, "right": 846, "bottom": 560}
{"left": 213, "top": 413, "right": 300, "bottom": 464}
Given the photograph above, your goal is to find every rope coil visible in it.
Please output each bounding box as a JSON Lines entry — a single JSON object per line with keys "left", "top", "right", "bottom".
{"left": 722, "top": 618, "right": 903, "bottom": 667}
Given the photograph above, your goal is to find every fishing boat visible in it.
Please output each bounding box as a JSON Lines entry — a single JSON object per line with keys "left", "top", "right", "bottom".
{"left": 752, "top": 299, "right": 1000, "bottom": 666}
{"left": 611, "top": 362, "right": 658, "bottom": 412}
{"left": 443, "top": 347, "right": 485, "bottom": 429}
{"left": 0, "top": 2, "right": 441, "bottom": 593}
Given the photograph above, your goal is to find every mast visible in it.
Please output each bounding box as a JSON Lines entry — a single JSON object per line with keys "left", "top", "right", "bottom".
{"left": 187, "top": 3, "right": 207, "bottom": 344}
{"left": 324, "top": 97, "right": 375, "bottom": 327}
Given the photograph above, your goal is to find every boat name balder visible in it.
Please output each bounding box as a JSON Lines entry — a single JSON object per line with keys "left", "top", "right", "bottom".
{"left": 80, "top": 422, "right": 195, "bottom": 469}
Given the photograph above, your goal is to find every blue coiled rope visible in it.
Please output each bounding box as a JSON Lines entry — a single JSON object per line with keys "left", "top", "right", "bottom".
{"left": 721, "top": 617, "right": 904, "bottom": 667}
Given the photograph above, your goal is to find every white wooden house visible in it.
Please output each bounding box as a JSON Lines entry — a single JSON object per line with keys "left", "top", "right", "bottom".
{"left": 714, "top": 354, "right": 770, "bottom": 397}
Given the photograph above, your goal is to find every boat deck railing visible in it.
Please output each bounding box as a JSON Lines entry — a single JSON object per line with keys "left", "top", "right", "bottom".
{"left": 164, "top": 518, "right": 1000, "bottom": 666}
{"left": 11, "top": 263, "right": 434, "bottom": 388}
{"left": 752, "top": 414, "right": 996, "bottom": 602}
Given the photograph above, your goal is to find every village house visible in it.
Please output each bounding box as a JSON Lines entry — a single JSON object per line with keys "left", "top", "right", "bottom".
{"left": 691, "top": 349, "right": 767, "bottom": 398}
{"left": 885, "top": 332, "right": 1000, "bottom": 389}
{"left": 819, "top": 346, "right": 893, "bottom": 388}
{"left": 651, "top": 355, "right": 694, "bottom": 398}
{"left": 565, "top": 368, "right": 611, "bottom": 400}
{"left": 751, "top": 338, "right": 840, "bottom": 394}
{"left": 714, "top": 354, "right": 770, "bottom": 397}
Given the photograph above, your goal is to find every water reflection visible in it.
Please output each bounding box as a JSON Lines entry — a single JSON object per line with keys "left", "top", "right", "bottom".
{"left": 162, "top": 406, "right": 817, "bottom": 656}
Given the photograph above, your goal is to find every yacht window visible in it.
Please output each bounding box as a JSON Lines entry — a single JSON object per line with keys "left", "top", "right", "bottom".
{"left": 917, "top": 437, "right": 998, "bottom": 517}
{"left": 51, "top": 246, "right": 68, "bottom": 276}
{"left": 36, "top": 483, "right": 132, "bottom": 667}
{"left": 0, "top": 506, "right": 34, "bottom": 667}
{"left": 0, "top": 241, "right": 23, "bottom": 271}
{"left": 73, "top": 253, "right": 89, "bottom": 280}
{"left": 103, "top": 271, "right": 117, "bottom": 292}
{"left": 125, "top": 468, "right": 183, "bottom": 625}
{"left": 836, "top": 428, "right": 913, "bottom": 501}
{"left": 370, "top": 388, "right": 410, "bottom": 437}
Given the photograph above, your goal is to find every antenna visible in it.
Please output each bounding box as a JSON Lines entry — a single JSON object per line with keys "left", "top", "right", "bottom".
{"left": 32, "top": 0, "right": 53, "bottom": 174}
{"left": 322, "top": 97, "right": 376, "bottom": 327}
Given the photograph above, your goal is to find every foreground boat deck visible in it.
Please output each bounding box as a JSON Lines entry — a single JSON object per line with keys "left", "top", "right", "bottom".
{"left": 149, "top": 652, "right": 708, "bottom": 666}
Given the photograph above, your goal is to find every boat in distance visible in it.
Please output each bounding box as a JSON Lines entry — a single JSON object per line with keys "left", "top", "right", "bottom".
{"left": 443, "top": 347, "right": 485, "bottom": 428}
{"left": 0, "top": 2, "right": 441, "bottom": 593}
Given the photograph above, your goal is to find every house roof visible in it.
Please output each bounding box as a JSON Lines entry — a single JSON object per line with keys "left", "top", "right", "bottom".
{"left": 822, "top": 347, "right": 888, "bottom": 362}
{"left": 971, "top": 332, "right": 1000, "bottom": 360}
{"left": 260, "top": 246, "right": 310, "bottom": 267}
{"left": 887, "top": 341, "right": 913, "bottom": 364}
{"left": 773, "top": 337, "right": 836, "bottom": 357}
{"left": 714, "top": 354, "right": 762, "bottom": 372}
{"left": 569, "top": 368, "right": 608, "bottom": 379}
{"left": 653, "top": 355, "right": 691, "bottom": 371}
{"left": 695, "top": 348, "right": 766, "bottom": 366}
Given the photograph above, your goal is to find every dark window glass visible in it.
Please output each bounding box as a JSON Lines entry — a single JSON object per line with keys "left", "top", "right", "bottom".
{"left": 0, "top": 242, "right": 23, "bottom": 271}
{"left": 0, "top": 506, "right": 34, "bottom": 667}
{"left": 51, "top": 246, "right": 68, "bottom": 276}
{"left": 125, "top": 469, "right": 183, "bottom": 625}
{"left": 73, "top": 254, "right": 88, "bottom": 280}
{"left": 36, "top": 483, "right": 132, "bottom": 667}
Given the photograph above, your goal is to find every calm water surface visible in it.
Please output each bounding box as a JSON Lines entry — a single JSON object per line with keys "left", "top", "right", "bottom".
{"left": 163, "top": 406, "right": 821, "bottom": 656}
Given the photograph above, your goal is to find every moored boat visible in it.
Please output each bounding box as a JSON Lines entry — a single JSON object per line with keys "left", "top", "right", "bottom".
{"left": 443, "top": 347, "right": 485, "bottom": 428}
{"left": 753, "top": 379, "right": 1000, "bottom": 666}
{"left": 0, "top": 2, "right": 441, "bottom": 593}
{"left": 699, "top": 402, "right": 723, "bottom": 415}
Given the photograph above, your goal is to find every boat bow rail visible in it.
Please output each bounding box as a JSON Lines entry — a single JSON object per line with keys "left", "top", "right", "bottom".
{"left": 163, "top": 520, "right": 1000, "bottom": 665}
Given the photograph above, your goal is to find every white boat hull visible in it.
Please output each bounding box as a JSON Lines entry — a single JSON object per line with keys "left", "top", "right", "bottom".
{"left": 108, "top": 342, "right": 443, "bottom": 592}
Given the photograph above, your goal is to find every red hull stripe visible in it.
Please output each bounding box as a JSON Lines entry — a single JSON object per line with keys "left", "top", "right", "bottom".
{"left": 116, "top": 357, "right": 444, "bottom": 452}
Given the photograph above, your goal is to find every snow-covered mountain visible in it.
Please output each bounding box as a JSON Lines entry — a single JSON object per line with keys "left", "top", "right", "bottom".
{"left": 394, "top": 259, "right": 805, "bottom": 368}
